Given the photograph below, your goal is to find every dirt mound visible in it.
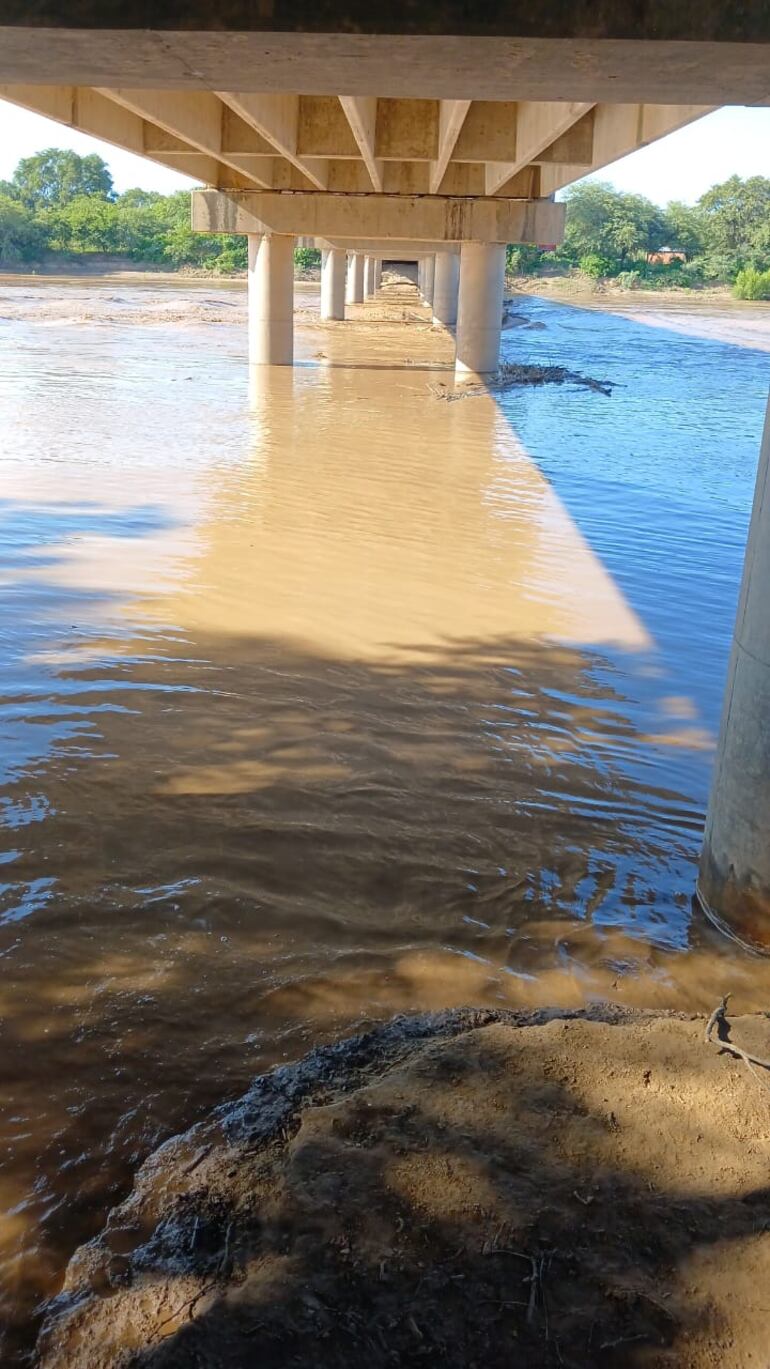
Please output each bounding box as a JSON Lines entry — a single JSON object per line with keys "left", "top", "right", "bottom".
{"left": 37, "top": 1006, "right": 770, "bottom": 1369}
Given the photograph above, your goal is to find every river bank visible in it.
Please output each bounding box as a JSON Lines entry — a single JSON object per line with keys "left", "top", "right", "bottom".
{"left": 38, "top": 1003, "right": 770, "bottom": 1368}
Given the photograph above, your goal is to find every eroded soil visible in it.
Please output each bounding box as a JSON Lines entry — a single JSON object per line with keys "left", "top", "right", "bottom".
{"left": 38, "top": 1007, "right": 770, "bottom": 1369}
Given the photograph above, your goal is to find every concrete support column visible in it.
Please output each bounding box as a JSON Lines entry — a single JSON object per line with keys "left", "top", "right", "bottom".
{"left": 432, "top": 251, "right": 460, "bottom": 327}
{"left": 364, "top": 256, "right": 377, "bottom": 298}
{"left": 373, "top": 260, "right": 382, "bottom": 292}
{"left": 455, "top": 241, "right": 506, "bottom": 380}
{"left": 698, "top": 392, "right": 770, "bottom": 949}
{"left": 346, "top": 253, "right": 365, "bottom": 305}
{"left": 422, "top": 254, "right": 435, "bottom": 305}
{"left": 247, "top": 233, "right": 295, "bottom": 365}
{"left": 321, "top": 247, "right": 346, "bottom": 320}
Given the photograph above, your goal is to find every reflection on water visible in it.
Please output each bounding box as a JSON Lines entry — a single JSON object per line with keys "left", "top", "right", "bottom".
{"left": 0, "top": 277, "right": 769, "bottom": 1358}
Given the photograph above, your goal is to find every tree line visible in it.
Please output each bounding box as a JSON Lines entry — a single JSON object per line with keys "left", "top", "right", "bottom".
{"left": 0, "top": 148, "right": 317, "bottom": 272}
{"left": 508, "top": 176, "right": 770, "bottom": 297}
{"left": 2, "top": 148, "right": 770, "bottom": 297}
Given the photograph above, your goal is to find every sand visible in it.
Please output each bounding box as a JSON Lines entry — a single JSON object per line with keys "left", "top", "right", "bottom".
{"left": 37, "top": 1005, "right": 770, "bottom": 1369}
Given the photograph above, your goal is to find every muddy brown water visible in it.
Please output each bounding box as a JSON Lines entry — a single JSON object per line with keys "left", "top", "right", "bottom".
{"left": 1, "top": 273, "right": 770, "bottom": 1360}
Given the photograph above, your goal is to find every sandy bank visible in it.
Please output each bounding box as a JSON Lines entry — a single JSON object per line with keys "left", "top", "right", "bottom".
{"left": 38, "top": 1005, "right": 770, "bottom": 1369}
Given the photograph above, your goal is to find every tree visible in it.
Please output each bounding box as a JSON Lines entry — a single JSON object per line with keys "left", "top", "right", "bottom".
{"left": 697, "top": 175, "right": 770, "bottom": 272}
{"left": 662, "top": 201, "right": 706, "bottom": 257}
{"left": 51, "top": 195, "right": 121, "bottom": 252}
{"left": 9, "top": 149, "right": 114, "bottom": 209}
{"left": 117, "top": 187, "right": 164, "bottom": 209}
{"left": 0, "top": 193, "right": 48, "bottom": 262}
{"left": 562, "top": 181, "right": 667, "bottom": 270}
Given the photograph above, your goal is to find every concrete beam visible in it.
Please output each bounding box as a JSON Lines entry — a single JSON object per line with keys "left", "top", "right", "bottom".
{"left": 430, "top": 99, "right": 471, "bottom": 192}
{"left": 322, "top": 240, "right": 460, "bottom": 256}
{"left": 98, "top": 87, "right": 272, "bottom": 187}
{"left": 0, "top": 82, "right": 251, "bottom": 188}
{"left": 538, "top": 101, "right": 713, "bottom": 195}
{"left": 217, "top": 92, "right": 329, "bottom": 189}
{"left": 297, "top": 95, "right": 359, "bottom": 157}
{"left": 375, "top": 98, "right": 438, "bottom": 159}
{"left": 485, "top": 100, "right": 593, "bottom": 194}
{"left": 338, "top": 97, "right": 383, "bottom": 190}
{"left": 191, "top": 189, "right": 565, "bottom": 246}
{"left": 3, "top": 34, "right": 763, "bottom": 104}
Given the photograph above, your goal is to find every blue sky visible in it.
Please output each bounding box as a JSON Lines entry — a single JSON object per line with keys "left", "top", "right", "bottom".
{"left": 1, "top": 101, "right": 769, "bottom": 204}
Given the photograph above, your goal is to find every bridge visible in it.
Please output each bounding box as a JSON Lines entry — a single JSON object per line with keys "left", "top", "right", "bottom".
{"left": 1, "top": 2, "right": 769, "bottom": 944}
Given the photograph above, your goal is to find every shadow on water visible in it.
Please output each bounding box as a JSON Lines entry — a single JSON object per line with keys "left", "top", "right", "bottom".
{"left": 3, "top": 622, "right": 768, "bottom": 1362}
{"left": 495, "top": 294, "right": 770, "bottom": 726}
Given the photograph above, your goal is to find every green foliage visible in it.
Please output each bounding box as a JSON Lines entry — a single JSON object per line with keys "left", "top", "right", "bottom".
{"left": 563, "top": 181, "right": 666, "bottom": 269}
{"left": 46, "top": 195, "right": 121, "bottom": 252}
{"left": 506, "top": 243, "right": 542, "bottom": 275}
{"left": 209, "top": 242, "right": 249, "bottom": 273}
{"left": 552, "top": 175, "right": 770, "bottom": 288}
{"left": 662, "top": 201, "right": 706, "bottom": 257}
{"left": 733, "top": 266, "right": 770, "bottom": 300}
{"left": 698, "top": 176, "right": 770, "bottom": 263}
{"left": 294, "top": 246, "right": 321, "bottom": 270}
{"left": 8, "top": 148, "right": 114, "bottom": 209}
{"left": 578, "top": 252, "right": 616, "bottom": 279}
{"left": 0, "top": 193, "right": 49, "bottom": 263}
{"left": 614, "top": 269, "right": 642, "bottom": 290}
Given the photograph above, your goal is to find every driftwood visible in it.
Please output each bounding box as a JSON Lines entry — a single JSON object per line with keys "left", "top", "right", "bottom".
{"left": 705, "top": 995, "right": 770, "bottom": 1091}
{"left": 429, "top": 362, "right": 615, "bottom": 401}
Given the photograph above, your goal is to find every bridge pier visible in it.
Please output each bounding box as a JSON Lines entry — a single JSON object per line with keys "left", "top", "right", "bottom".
{"left": 364, "top": 256, "right": 377, "bottom": 298}
{"left": 248, "top": 234, "right": 295, "bottom": 366}
{"left": 346, "top": 253, "right": 365, "bottom": 305}
{"left": 698, "top": 393, "right": 770, "bottom": 949}
{"left": 432, "top": 251, "right": 460, "bottom": 327}
{"left": 421, "top": 255, "right": 435, "bottom": 306}
{"left": 455, "top": 242, "right": 506, "bottom": 380}
{"left": 321, "top": 247, "right": 346, "bottom": 320}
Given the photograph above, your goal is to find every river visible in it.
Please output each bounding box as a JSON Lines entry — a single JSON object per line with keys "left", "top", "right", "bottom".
{"left": 1, "top": 273, "right": 769, "bottom": 1358}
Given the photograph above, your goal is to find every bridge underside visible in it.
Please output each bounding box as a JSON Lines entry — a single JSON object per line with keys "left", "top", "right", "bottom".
{"left": 2, "top": 5, "right": 770, "bottom": 942}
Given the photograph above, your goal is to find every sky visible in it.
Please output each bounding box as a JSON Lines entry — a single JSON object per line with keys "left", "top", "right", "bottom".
{"left": 0, "top": 101, "right": 769, "bottom": 204}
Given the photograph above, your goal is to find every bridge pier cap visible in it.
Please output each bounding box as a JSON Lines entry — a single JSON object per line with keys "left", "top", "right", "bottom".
{"left": 191, "top": 192, "right": 564, "bottom": 249}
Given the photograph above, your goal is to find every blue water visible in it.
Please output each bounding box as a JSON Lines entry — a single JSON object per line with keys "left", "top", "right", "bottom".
{"left": 499, "top": 294, "right": 769, "bottom": 789}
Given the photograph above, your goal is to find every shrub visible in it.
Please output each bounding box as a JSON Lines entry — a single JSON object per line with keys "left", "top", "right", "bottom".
{"left": 211, "top": 244, "right": 248, "bottom": 274}
{"left": 578, "top": 253, "right": 616, "bottom": 280}
{"left": 614, "top": 269, "right": 642, "bottom": 290}
{"left": 733, "top": 266, "right": 770, "bottom": 300}
{"left": 0, "top": 193, "right": 48, "bottom": 262}
{"left": 506, "top": 243, "right": 542, "bottom": 275}
{"left": 294, "top": 246, "right": 321, "bottom": 270}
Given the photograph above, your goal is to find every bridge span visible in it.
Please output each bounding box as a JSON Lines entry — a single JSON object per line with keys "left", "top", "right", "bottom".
{"left": 1, "top": 2, "right": 770, "bottom": 945}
